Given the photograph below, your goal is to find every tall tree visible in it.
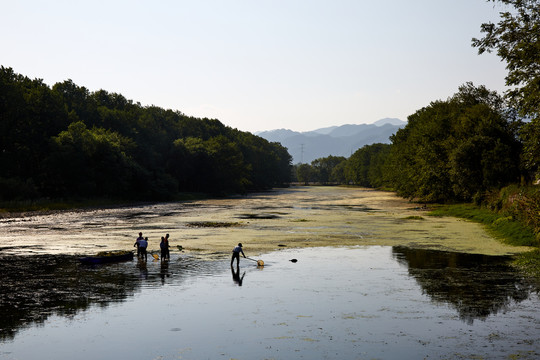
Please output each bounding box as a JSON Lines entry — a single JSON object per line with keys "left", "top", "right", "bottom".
{"left": 472, "top": 0, "right": 540, "bottom": 179}
{"left": 388, "top": 84, "right": 521, "bottom": 202}
{"left": 311, "top": 156, "right": 346, "bottom": 184}
{"left": 0, "top": 68, "right": 292, "bottom": 201}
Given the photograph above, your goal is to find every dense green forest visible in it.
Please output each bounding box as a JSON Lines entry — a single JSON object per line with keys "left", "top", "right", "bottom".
{"left": 0, "top": 66, "right": 292, "bottom": 201}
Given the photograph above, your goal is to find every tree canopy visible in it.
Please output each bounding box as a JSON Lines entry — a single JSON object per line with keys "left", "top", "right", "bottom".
{"left": 299, "top": 84, "right": 524, "bottom": 204}
{"left": 388, "top": 83, "right": 521, "bottom": 202}
{"left": 472, "top": 0, "right": 540, "bottom": 178}
{"left": 0, "top": 67, "right": 292, "bottom": 201}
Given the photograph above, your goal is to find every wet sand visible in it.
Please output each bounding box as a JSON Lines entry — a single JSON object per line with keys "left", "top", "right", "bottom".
{"left": 0, "top": 186, "right": 533, "bottom": 257}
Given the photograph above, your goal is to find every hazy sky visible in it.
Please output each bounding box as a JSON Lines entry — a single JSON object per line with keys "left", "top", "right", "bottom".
{"left": 2, "top": 0, "right": 509, "bottom": 132}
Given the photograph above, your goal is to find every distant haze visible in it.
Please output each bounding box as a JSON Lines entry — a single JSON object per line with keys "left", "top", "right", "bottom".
{"left": 256, "top": 118, "right": 406, "bottom": 164}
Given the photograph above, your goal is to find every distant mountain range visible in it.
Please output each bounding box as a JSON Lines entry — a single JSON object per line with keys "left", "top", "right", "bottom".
{"left": 255, "top": 118, "right": 406, "bottom": 164}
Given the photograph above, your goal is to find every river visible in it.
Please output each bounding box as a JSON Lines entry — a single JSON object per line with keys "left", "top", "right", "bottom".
{"left": 0, "top": 186, "right": 538, "bottom": 359}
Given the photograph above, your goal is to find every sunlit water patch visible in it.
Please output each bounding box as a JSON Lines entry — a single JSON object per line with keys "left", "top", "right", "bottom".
{"left": 1, "top": 246, "right": 538, "bottom": 360}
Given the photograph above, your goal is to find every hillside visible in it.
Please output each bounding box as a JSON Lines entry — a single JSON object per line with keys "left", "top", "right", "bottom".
{"left": 256, "top": 118, "right": 406, "bottom": 163}
{"left": 0, "top": 66, "right": 292, "bottom": 201}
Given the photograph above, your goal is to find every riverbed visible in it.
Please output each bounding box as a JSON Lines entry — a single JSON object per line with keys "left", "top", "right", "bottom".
{"left": 0, "top": 186, "right": 539, "bottom": 359}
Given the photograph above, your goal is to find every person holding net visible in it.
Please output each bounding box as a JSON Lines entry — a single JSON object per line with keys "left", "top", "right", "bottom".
{"left": 231, "top": 243, "right": 246, "bottom": 266}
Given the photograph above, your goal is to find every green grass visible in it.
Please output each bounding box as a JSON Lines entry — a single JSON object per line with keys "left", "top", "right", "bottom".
{"left": 428, "top": 204, "right": 538, "bottom": 247}
{"left": 512, "top": 249, "right": 540, "bottom": 278}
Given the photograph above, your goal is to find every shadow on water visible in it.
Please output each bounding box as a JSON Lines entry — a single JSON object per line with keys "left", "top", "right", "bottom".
{"left": 392, "top": 246, "right": 539, "bottom": 324}
{"left": 0, "top": 253, "right": 224, "bottom": 341}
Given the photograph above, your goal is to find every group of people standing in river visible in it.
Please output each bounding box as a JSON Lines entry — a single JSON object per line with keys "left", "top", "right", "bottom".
{"left": 133, "top": 232, "right": 247, "bottom": 269}
{"left": 134, "top": 232, "right": 170, "bottom": 261}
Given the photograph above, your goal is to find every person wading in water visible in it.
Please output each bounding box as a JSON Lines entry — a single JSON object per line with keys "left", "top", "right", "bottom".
{"left": 231, "top": 243, "right": 246, "bottom": 267}
{"left": 134, "top": 232, "right": 143, "bottom": 257}
{"left": 160, "top": 234, "right": 170, "bottom": 261}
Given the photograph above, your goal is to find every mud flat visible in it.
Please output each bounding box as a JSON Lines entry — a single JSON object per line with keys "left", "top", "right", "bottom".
{"left": 0, "top": 186, "right": 533, "bottom": 257}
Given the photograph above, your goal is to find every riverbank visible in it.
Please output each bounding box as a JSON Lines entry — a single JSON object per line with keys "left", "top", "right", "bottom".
{"left": 0, "top": 192, "right": 209, "bottom": 219}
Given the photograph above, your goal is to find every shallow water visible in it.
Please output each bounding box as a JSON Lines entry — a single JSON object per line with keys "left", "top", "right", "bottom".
{"left": 1, "top": 187, "right": 539, "bottom": 359}
{"left": 1, "top": 246, "right": 539, "bottom": 360}
{"left": 0, "top": 187, "right": 531, "bottom": 256}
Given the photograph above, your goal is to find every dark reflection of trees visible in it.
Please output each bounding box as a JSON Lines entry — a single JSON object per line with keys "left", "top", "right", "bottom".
{"left": 0, "top": 254, "right": 223, "bottom": 341}
{"left": 392, "top": 246, "right": 537, "bottom": 324}
{"left": 0, "top": 255, "right": 139, "bottom": 341}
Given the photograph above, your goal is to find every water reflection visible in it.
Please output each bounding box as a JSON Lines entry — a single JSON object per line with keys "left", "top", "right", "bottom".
{"left": 160, "top": 260, "right": 170, "bottom": 284}
{"left": 392, "top": 246, "right": 537, "bottom": 324}
{"left": 0, "top": 253, "right": 224, "bottom": 341}
{"left": 231, "top": 264, "right": 245, "bottom": 286}
{"left": 2, "top": 247, "right": 539, "bottom": 360}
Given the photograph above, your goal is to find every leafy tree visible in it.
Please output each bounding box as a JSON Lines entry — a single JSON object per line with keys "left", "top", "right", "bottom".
{"left": 296, "top": 163, "right": 315, "bottom": 185}
{"left": 346, "top": 143, "right": 391, "bottom": 187}
{"left": 0, "top": 68, "right": 70, "bottom": 195}
{"left": 330, "top": 161, "right": 347, "bottom": 184}
{"left": 52, "top": 80, "right": 98, "bottom": 125}
{"left": 388, "top": 84, "right": 521, "bottom": 202}
{"left": 45, "top": 121, "right": 140, "bottom": 197}
{"left": 0, "top": 68, "right": 292, "bottom": 201}
{"left": 311, "top": 156, "right": 346, "bottom": 184}
{"left": 472, "top": 0, "right": 540, "bottom": 178}
{"left": 233, "top": 131, "right": 292, "bottom": 190}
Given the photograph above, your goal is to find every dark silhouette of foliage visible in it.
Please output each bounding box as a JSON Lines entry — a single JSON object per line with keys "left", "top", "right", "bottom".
{"left": 0, "top": 67, "right": 291, "bottom": 201}
{"left": 345, "top": 143, "right": 391, "bottom": 187}
{"left": 387, "top": 84, "right": 522, "bottom": 202}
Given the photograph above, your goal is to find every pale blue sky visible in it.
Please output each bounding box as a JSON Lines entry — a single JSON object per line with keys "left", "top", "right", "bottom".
{"left": 2, "top": 0, "right": 508, "bottom": 132}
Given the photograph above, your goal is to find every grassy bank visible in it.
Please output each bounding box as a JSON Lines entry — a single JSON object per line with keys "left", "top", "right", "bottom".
{"left": 428, "top": 204, "right": 537, "bottom": 247}
{"left": 512, "top": 249, "right": 540, "bottom": 278}
{"left": 428, "top": 202, "right": 540, "bottom": 278}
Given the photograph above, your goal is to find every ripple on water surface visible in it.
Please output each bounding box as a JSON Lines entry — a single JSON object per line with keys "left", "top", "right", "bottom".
{"left": 1, "top": 246, "right": 539, "bottom": 360}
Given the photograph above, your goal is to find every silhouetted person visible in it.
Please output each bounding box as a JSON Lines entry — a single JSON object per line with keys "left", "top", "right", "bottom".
{"left": 160, "top": 234, "right": 170, "bottom": 260}
{"left": 139, "top": 237, "right": 148, "bottom": 261}
{"left": 134, "top": 232, "right": 143, "bottom": 257}
{"left": 231, "top": 243, "right": 246, "bottom": 266}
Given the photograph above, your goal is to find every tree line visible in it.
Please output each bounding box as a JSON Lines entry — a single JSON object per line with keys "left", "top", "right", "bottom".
{"left": 295, "top": 0, "right": 539, "bottom": 204}
{"left": 294, "top": 82, "right": 532, "bottom": 202}
{"left": 0, "top": 67, "right": 292, "bottom": 201}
